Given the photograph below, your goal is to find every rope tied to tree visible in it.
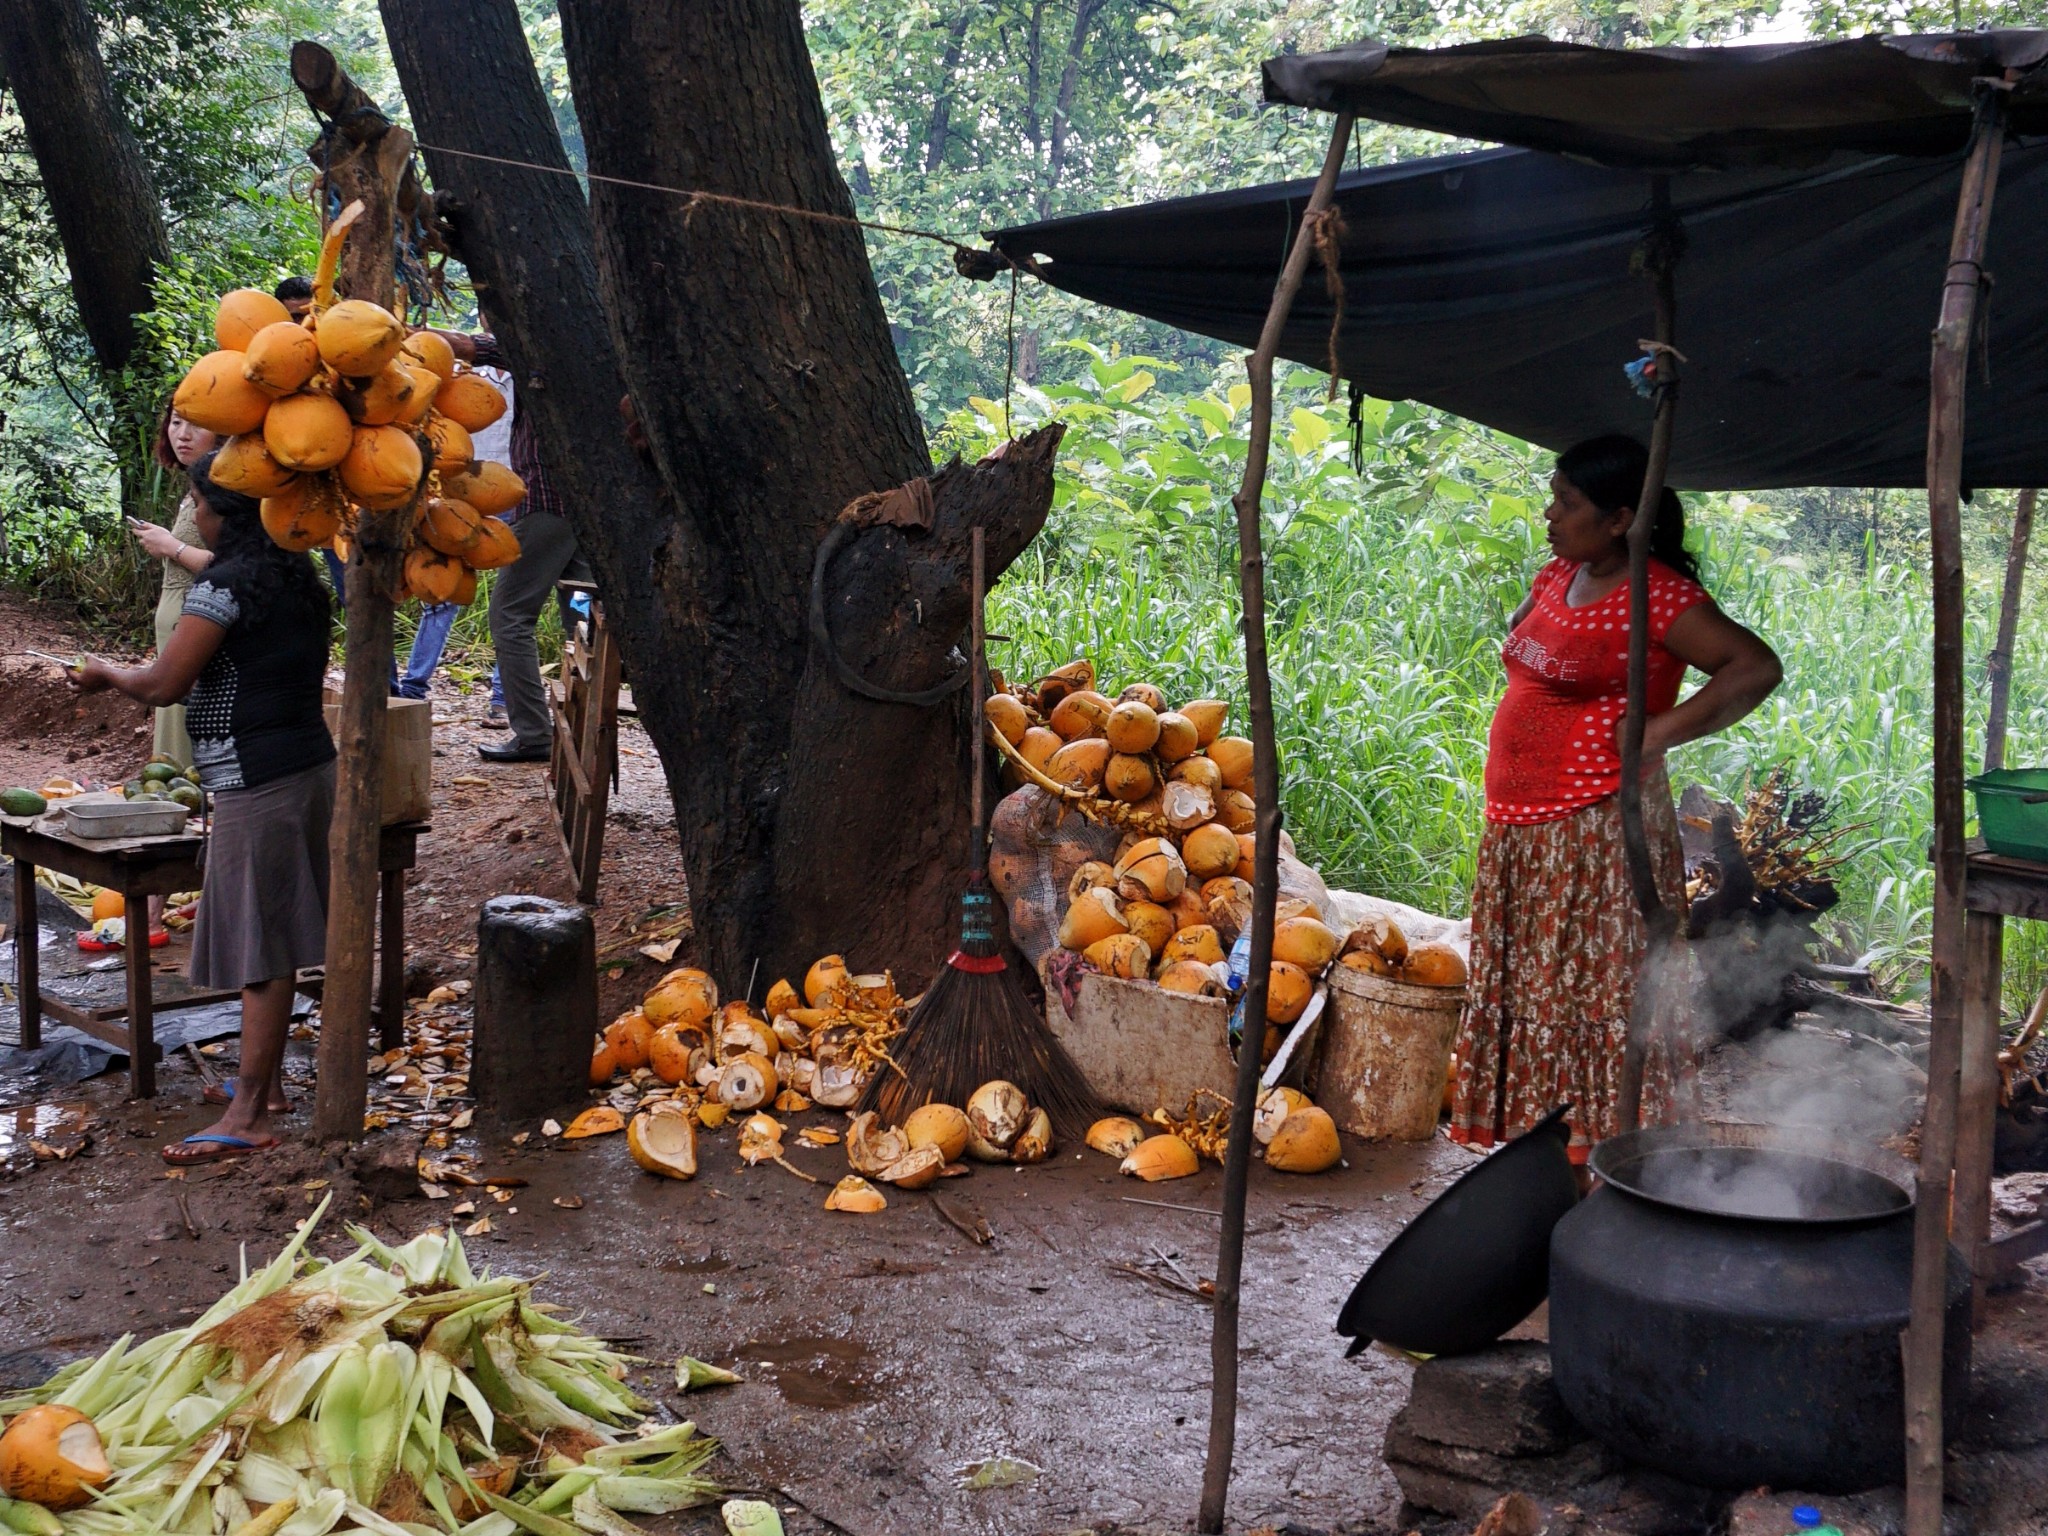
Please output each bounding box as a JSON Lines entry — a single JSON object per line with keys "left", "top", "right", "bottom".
{"left": 1308, "top": 205, "right": 1348, "bottom": 402}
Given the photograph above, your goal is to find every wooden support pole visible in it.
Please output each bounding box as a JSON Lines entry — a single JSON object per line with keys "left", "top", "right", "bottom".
{"left": 1906, "top": 79, "right": 2009, "bottom": 1536}
{"left": 1984, "top": 487, "right": 2036, "bottom": 773}
{"left": 1615, "top": 179, "right": 1682, "bottom": 1134}
{"left": 1198, "top": 110, "right": 1353, "bottom": 1536}
{"left": 294, "top": 40, "right": 416, "bottom": 1144}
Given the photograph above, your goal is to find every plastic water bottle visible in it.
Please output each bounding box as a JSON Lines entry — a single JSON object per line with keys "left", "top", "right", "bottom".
{"left": 1788, "top": 1505, "right": 1842, "bottom": 1536}
{"left": 1225, "top": 933, "right": 1253, "bottom": 1047}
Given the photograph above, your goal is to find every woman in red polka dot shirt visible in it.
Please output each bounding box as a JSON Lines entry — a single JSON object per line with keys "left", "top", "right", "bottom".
{"left": 1448, "top": 435, "right": 1782, "bottom": 1168}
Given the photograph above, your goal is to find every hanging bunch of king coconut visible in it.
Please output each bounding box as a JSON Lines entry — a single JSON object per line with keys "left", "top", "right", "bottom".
{"left": 170, "top": 201, "right": 523, "bottom": 604}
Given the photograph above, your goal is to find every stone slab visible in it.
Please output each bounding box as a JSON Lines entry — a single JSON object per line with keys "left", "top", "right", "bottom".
{"left": 1399, "top": 1341, "right": 1582, "bottom": 1456}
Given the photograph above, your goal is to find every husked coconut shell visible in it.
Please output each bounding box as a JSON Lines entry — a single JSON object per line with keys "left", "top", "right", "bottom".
{"left": 1266, "top": 961, "right": 1313, "bottom": 1025}
{"left": 1011, "top": 1106, "right": 1054, "bottom": 1163}
{"left": 626, "top": 1104, "right": 698, "bottom": 1180}
{"left": 1103, "top": 752, "right": 1156, "bottom": 804}
{"left": 1162, "top": 780, "right": 1215, "bottom": 831}
{"left": 805, "top": 954, "right": 850, "bottom": 1006}
{"left": 1066, "top": 861, "right": 1116, "bottom": 903}
{"left": 738, "top": 1112, "right": 785, "bottom": 1164}
{"left": 1344, "top": 913, "right": 1409, "bottom": 967}
{"left": 1265, "top": 1106, "right": 1342, "bottom": 1173}
{"left": 718, "top": 1008, "right": 776, "bottom": 1062}
{"left": 878, "top": 1144, "right": 946, "bottom": 1189}
{"left": 1085, "top": 1116, "right": 1146, "bottom": 1159}
{"left": 1203, "top": 876, "right": 1253, "bottom": 942}
{"left": 175, "top": 351, "right": 273, "bottom": 436}
{"left": 986, "top": 693, "right": 1029, "bottom": 745}
{"left": 1181, "top": 822, "right": 1242, "bottom": 882}
{"left": 1121, "top": 900, "right": 1175, "bottom": 956}
{"left": 967, "top": 1080, "right": 1028, "bottom": 1151}
{"left": 1178, "top": 699, "right": 1229, "bottom": 747}
{"left": 1058, "top": 885, "right": 1127, "bottom": 951}
{"left": 1121, "top": 1134, "right": 1200, "bottom": 1181}
{"left": 765, "top": 977, "right": 801, "bottom": 1019}
{"left": 789, "top": 1057, "right": 818, "bottom": 1096}
{"left": 1153, "top": 711, "right": 1199, "bottom": 763}
{"left": 0, "top": 1404, "right": 110, "bottom": 1510}
{"left": 1115, "top": 837, "right": 1187, "bottom": 904}
{"left": 1253, "top": 1086, "right": 1312, "bottom": 1146}
{"left": 241, "top": 320, "right": 320, "bottom": 398}
{"left": 645, "top": 968, "right": 716, "bottom": 1027}
{"left": 648, "top": 1022, "right": 701, "bottom": 1085}
{"left": 1104, "top": 699, "right": 1161, "bottom": 754}
{"left": 1083, "top": 932, "right": 1150, "bottom": 979}
{"left": 715, "top": 1052, "right": 779, "bottom": 1110}
{"left": 846, "top": 1111, "right": 909, "bottom": 1175}
{"left": 215, "top": 288, "right": 290, "bottom": 350}
{"left": 904, "top": 1103, "right": 972, "bottom": 1162}
{"left": 772, "top": 1014, "right": 809, "bottom": 1053}
{"left": 850, "top": 972, "right": 898, "bottom": 1008}
{"left": 812, "top": 1058, "right": 862, "bottom": 1107}
{"left": 1272, "top": 916, "right": 1342, "bottom": 974}
{"left": 825, "top": 1175, "right": 886, "bottom": 1213}
{"left": 1032, "top": 659, "right": 1095, "bottom": 710}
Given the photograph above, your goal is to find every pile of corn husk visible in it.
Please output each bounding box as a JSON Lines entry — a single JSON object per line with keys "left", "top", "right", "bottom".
{"left": 0, "top": 1201, "right": 718, "bottom": 1534}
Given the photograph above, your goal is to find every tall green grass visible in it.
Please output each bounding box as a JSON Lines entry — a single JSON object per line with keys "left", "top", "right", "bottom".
{"left": 960, "top": 349, "right": 2048, "bottom": 1007}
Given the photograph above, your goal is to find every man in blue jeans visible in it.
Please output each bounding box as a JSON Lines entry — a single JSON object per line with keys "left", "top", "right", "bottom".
{"left": 319, "top": 550, "right": 457, "bottom": 700}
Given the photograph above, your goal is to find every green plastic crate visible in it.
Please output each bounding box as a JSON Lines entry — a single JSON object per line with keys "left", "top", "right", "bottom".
{"left": 1967, "top": 769, "right": 2048, "bottom": 864}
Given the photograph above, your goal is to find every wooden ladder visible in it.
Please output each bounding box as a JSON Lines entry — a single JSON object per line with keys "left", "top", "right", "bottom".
{"left": 547, "top": 581, "right": 621, "bottom": 905}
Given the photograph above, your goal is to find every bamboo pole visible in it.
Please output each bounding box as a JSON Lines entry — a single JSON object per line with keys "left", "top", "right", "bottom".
{"left": 293, "top": 41, "right": 413, "bottom": 1144}
{"left": 1198, "top": 110, "right": 1354, "bottom": 1536}
{"left": 1906, "top": 79, "right": 2010, "bottom": 1536}
{"left": 1615, "top": 178, "right": 1682, "bottom": 1134}
{"left": 1984, "top": 487, "right": 2036, "bottom": 774}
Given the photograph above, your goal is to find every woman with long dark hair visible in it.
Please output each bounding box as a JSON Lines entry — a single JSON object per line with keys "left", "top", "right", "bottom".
{"left": 1448, "top": 435, "right": 1782, "bottom": 1167}
{"left": 130, "top": 403, "right": 219, "bottom": 770}
{"left": 71, "top": 453, "right": 334, "bottom": 1164}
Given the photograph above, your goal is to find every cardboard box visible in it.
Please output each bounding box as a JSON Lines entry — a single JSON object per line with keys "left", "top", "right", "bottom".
{"left": 322, "top": 690, "right": 433, "bottom": 825}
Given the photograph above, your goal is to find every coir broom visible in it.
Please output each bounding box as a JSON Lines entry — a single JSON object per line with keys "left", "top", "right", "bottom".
{"left": 858, "top": 527, "right": 1101, "bottom": 1139}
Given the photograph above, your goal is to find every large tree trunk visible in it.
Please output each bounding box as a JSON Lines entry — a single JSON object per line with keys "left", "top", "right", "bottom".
{"left": 0, "top": 0, "right": 168, "bottom": 374}
{"left": 388, "top": 0, "right": 1055, "bottom": 986}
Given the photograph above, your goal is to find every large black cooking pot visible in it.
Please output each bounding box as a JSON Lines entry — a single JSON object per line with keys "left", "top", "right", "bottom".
{"left": 1549, "top": 1124, "right": 1970, "bottom": 1493}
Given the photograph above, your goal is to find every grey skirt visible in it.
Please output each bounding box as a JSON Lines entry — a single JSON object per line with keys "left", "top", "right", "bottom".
{"left": 189, "top": 759, "right": 335, "bottom": 990}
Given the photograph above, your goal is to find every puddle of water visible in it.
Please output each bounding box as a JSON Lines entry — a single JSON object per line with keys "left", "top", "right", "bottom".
{"left": 0, "top": 1104, "right": 89, "bottom": 1174}
{"left": 735, "top": 1336, "right": 869, "bottom": 1409}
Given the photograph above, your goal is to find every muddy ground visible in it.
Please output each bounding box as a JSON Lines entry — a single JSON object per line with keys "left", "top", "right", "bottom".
{"left": 3, "top": 589, "right": 2048, "bottom": 1535}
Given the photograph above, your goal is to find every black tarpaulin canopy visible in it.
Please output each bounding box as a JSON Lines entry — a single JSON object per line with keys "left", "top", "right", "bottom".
{"left": 988, "top": 32, "right": 2048, "bottom": 490}
{"left": 1261, "top": 31, "right": 2048, "bottom": 172}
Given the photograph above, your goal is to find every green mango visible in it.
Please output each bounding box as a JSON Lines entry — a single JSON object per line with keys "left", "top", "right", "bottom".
{"left": 140, "top": 762, "right": 178, "bottom": 784}
{"left": 168, "top": 784, "right": 203, "bottom": 811}
{"left": 0, "top": 787, "right": 47, "bottom": 817}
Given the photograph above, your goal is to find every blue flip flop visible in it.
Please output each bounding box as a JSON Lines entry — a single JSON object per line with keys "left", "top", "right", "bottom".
{"left": 162, "top": 1132, "right": 279, "bottom": 1167}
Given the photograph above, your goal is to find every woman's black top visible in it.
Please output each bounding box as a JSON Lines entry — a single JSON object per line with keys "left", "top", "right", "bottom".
{"left": 181, "top": 571, "right": 335, "bottom": 792}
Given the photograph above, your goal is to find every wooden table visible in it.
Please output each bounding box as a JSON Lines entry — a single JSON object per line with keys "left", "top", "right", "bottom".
{"left": 3, "top": 814, "right": 425, "bottom": 1098}
{"left": 1958, "top": 841, "right": 2048, "bottom": 1303}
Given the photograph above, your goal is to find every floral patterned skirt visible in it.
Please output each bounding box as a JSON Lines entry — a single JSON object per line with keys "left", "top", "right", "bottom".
{"left": 1449, "top": 777, "right": 1697, "bottom": 1164}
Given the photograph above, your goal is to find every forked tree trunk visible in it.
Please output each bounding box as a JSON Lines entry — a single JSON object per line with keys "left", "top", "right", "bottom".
{"left": 0, "top": 0, "right": 168, "bottom": 374}
{"left": 388, "top": 0, "right": 1055, "bottom": 985}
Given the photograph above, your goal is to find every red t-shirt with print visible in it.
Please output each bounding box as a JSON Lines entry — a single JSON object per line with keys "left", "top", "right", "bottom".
{"left": 1483, "top": 557, "right": 1711, "bottom": 825}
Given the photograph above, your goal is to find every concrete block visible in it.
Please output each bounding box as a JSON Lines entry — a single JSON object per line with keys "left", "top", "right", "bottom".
{"left": 1400, "top": 1342, "right": 1583, "bottom": 1456}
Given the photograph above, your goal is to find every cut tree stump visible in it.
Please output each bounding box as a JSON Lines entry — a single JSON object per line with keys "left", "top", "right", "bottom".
{"left": 471, "top": 895, "right": 597, "bottom": 1128}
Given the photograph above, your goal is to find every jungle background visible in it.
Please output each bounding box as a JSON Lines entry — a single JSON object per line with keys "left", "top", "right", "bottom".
{"left": 1, "top": 0, "right": 2041, "bottom": 997}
